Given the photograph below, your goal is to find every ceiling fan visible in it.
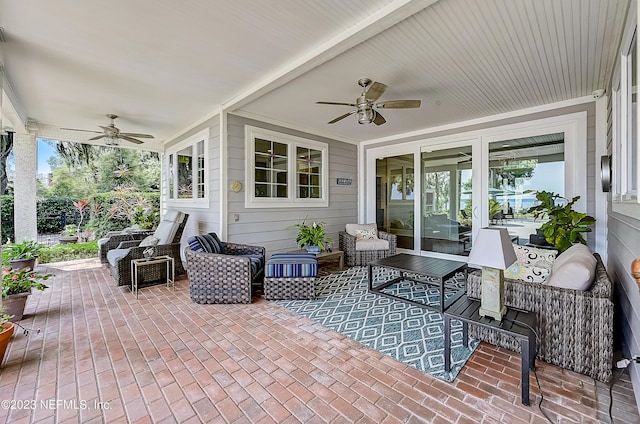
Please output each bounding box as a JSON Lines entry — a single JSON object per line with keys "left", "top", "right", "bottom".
{"left": 316, "top": 78, "right": 421, "bottom": 126}
{"left": 62, "top": 114, "right": 154, "bottom": 145}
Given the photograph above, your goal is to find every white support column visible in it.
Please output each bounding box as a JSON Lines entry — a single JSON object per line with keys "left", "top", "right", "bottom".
{"left": 13, "top": 132, "right": 37, "bottom": 242}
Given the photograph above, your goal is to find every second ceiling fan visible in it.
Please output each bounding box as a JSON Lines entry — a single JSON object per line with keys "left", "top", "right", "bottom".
{"left": 64, "top": 114, "right": 154, "bottom": 145}
{"left": 317, "top": 78, "right": 421, "bottom": 126}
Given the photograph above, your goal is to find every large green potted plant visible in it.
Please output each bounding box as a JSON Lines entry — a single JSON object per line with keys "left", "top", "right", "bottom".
{"left": 6, "top": 240, "right": 42, "bottom": 270}
{"left": 290, "top": 217, "right": 333, "bottom": 252}
{"left": 526, "top": 191, "right": 596, "bottom": 252}
{"left": 2, "top": 266, "right": 52, "bottom": 321}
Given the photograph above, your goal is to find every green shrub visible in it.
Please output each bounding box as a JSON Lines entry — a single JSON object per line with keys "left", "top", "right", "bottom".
{"left": 1, "top": 195, "right": 14, "bottom": 243}
{"left": 37, "top": 196, "right": 79, "bottom": 233}
{"left": 36, "top": 241, "right": 99, "bottom": 264}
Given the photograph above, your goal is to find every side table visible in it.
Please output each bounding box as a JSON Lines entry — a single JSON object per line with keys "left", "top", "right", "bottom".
{"left": 131, "top": 255, "right": 175, "bottom": 299}
{"left": 443, "top": 295, "right": 537, "bottom": 406}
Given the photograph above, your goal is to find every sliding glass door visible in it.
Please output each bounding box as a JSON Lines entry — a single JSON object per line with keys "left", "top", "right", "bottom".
{"left": 420, "top": 145, "right": 474, "bottom": 256}
{"left": 376, "top": 154, "right": 415, "bottom": 249}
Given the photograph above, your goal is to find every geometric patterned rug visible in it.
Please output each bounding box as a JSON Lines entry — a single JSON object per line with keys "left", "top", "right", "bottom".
{"left": 275, "top": 266, "right": 479, "bottom": 382}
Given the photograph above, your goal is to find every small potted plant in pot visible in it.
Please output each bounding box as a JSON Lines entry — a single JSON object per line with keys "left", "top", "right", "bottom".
{"left": 2, "top": 267, "right": 52, "bottom": 321}
{"left": 0, "top": 310, "right": 15, "bottom": 368}
{"left": 6, "top": 240, "right": 42, "bottom": 271}
{"left": 290, "top": 217, "right": 333, "bottom": 253}
{"left": 59, "top": 225, "right": 78, "bottom": 244}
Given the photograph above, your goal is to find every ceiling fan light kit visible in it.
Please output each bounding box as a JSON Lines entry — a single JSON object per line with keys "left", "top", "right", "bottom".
{"left": 317, "top": 77, "right": 421, "bottom": 126}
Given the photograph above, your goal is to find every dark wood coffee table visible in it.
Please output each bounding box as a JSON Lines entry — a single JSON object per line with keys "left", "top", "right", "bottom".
{"left": 368, "top": 253, "right": 466, "bottom": 313}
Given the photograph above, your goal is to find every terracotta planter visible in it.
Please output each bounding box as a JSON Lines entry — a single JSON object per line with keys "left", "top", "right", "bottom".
{"left": 0, "top": 322, "right": 15, "bottom": 368}
{"left": 2, "top": 292, "right": 30, "bottom": 321}
{"left": 10, "top": 257, "right": 37, "bottom": 271}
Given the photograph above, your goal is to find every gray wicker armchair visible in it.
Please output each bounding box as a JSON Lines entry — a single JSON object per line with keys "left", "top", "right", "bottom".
{"left": 98, "top": 229, "right": 154, "bottom": 264}
{"left": 338, "top": 223, "right": 397, "bottom": 267}
{"left": 107, "top": 212, "right": 189, "bottom": 287}
{"left": 185, "top": 241, "right": 265, "bottom": 304}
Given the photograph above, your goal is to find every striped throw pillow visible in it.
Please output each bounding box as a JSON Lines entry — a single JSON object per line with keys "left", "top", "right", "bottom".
{"left": 195, "top": 233, "right": 226, "bottom": 254}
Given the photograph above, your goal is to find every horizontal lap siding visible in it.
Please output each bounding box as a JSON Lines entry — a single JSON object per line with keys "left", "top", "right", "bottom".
{"left": 226, "top": 115, "right": 357, "bottom": 255}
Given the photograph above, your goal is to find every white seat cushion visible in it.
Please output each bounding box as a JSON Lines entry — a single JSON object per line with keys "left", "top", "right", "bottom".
{"left": 107, "top": 248, "right": 131, "bottom": 266}
{"left": 355, "top": 239, "right": 390, "bottom": 251}
{"left": 153, "top": 211, "right": 185, "bottom": 244}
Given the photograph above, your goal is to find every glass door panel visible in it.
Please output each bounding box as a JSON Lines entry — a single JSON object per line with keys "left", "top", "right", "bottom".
{"left": 488, "top": 133, "right": 565, "bottom": 246}
{"left": 376, "top": 154, "right": 414, "bottom": 249}
{"left": 421, "top": 146, "right": 472, "bottom": 256}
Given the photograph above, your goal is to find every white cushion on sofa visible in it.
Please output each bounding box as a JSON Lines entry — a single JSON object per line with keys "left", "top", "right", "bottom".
{"left": 345, "top": 223, "right": 378, "bottom": 238}
{"left": 355, "top": 239, "right": 390, "bottom": 251}
{"left": 546, "top": 243, "right": 596, "bottom": 290}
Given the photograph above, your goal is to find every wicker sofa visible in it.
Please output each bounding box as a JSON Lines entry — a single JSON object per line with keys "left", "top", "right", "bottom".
{"left": 466, "top": 252, "right": 613, "bottom": 382}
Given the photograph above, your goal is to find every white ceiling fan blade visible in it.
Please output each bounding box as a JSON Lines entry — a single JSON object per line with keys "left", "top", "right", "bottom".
{"left": 120, "top": 132, "right": 154, "bottom": 139}
{"left": 376, "top": 100, "right": 421, "bottom": 109}
{"left": 120, "top": 135, "right": 144, "bottom": 144}
{"left": 316, "top": 101, "right": 357, "bottom": 107}
{"left": 328, "top": 110, "right": 356, "bottom": 124}
{"left": 89, "top": 134, "right": 106, "bottom": 141}
{"left": 61, "top": 127, "right": 102, "bottom": 134}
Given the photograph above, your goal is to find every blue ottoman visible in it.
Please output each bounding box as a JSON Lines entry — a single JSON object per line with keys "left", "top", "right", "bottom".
{"left": 264, "top": 253, "right": 318, "bottom": 300}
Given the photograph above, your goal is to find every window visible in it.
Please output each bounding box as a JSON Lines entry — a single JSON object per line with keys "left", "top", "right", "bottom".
{"left": 166, "top": 129, "right": 209, "bottom": 207}
{"left": 612, "top": 12, "right": 639, "bottom": 215}
{"left": 246, "top": 126, "right": 328, "bottom": 208}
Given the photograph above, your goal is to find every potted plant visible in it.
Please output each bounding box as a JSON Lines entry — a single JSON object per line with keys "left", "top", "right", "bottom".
{"left": 526, "top": 191, "right": 596, "bottom": 252}
{"left": 0, "top": 311, "right": 15, "bottom": 368}
{"left": 73, "top": 199, "right": 90, "bottom": 241}
{"left": 2, "top": 267, "right": 52, "bottom": 321}
{"left": 6, "top": 240, "right": 42, "bottom": 271}
{"left": 290, "top": 217, "right": 333, "bottom": 253}
{"left": 59, "top": 225, "right": 78, "bottom": 244}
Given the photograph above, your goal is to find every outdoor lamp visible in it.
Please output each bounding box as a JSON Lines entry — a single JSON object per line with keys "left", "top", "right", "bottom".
{"left": 468, "top": 227, "right": 517, "bottom": 321}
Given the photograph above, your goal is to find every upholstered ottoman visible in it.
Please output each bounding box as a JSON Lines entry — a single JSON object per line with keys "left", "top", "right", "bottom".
{"left": 264, "top": 253, "right": 318, "bottom": 300}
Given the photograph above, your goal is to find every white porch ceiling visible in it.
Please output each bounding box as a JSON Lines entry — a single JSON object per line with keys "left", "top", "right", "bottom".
{"left": 0, "top": 0, "right": 632, "bottom": 150}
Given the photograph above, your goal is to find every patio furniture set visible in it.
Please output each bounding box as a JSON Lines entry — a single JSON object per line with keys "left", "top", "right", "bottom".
{"left": 98, "top": 213, "right": 613, "bottom": 404}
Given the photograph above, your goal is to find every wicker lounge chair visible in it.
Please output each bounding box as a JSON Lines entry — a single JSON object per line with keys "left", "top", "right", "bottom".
{"left": 98, "top": 227, "right": 154, "bottom": 264}
{"left": 185, "top": 238, "right": 265, "bottom": 304}
{"left": 107, "top": 211, "right": 188, "bottom": 286}
{"left": 338, "top": 223, "right": 397, "bottom": 267}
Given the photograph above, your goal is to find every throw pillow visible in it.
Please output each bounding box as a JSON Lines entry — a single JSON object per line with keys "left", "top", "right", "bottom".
{"left": 355, "top": 228, "right": 378, "bottom": 241}
{"left": 505, "top": 262, "right": 550, "bottom": 284}
{"left": 513, "top": 244, "right": 558, "bottom": 269}
{"left": 139, "top": 236, "right": 159, "bottom": 247}
{"left": 195, "top": 232, "right": 226, "bottom": 254}
{"left": 187, "top": 236, "right": 204, "bottom": 252}
{"left": 545, "top": 243, "right": 596, "bottom": 290}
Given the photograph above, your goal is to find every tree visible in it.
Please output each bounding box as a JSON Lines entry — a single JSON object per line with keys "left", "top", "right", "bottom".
{"left": 0, "top": 132, "right": 14, "bottom": 194}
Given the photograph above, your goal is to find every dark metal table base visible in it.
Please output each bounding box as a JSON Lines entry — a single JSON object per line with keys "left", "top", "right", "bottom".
{"left": 368, "top": 254, "right": 467, "bottom": 313}
{"left": 444, "top": 295, "right": 537, "bottom": 406}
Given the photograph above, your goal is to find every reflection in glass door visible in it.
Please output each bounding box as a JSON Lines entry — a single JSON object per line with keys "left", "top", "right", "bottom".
{"left": 376, "top": 154, "right": 414, "bottom": 249}
{"left": 421, "top": 146, "right": 472, "bottom": 256}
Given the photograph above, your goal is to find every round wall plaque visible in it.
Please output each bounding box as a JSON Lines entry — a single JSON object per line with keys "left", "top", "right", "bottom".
{"left": 600, "top": 155, "right": 611, "bottom": 192}
{"left": 231, "top": 180, "right": 243, "bottom": 193}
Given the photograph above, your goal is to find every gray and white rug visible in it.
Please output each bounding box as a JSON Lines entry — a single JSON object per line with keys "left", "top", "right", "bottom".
{"left": 275, "top": 266, "right": 479, "bottom": 382}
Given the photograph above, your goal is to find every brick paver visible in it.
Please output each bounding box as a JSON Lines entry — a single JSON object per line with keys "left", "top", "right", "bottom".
{"left": 0, "top": 258, "right": 638, "bottom": 423}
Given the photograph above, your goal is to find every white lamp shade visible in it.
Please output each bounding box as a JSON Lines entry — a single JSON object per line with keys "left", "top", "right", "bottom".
{"left": 468, "top": 227, "right": 517, "bottom": 269}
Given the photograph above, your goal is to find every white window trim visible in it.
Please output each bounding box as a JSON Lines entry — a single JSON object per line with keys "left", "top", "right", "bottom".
{"left": 245, "top": 126, "right": 329, "bottom": 208}
{"left": 165, "top": 128, "right": 210, "bottom": 208}
{"left": 612, "top": 2, "right": 640, "bottom": 218}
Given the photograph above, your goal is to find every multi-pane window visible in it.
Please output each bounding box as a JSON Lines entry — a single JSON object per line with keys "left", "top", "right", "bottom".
{"left": 255, "top": 138, "right": 288, "bottom": 198}
{"left": 246, "top": 126, "right": 328, "bottom": 207}
{"left": 296, "top": 146, "right": 323, "bottom": 199}
{"left": 166, "top": 129, "right": 209, "bottom": 207}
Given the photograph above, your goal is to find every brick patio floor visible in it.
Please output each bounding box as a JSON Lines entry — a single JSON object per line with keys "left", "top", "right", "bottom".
{"left": 0, "top": 259, "right": 638, "bottom": 423}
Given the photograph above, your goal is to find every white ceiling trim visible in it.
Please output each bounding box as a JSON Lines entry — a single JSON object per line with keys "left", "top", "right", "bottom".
{"left": 1, "top": 72, "right": 27, "bottom": 133}
{"left": 222, "top": 0, "right": 440, "bottom": 111}
{"left": 362, "top": 93, "right": 597, "bottom": 147}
